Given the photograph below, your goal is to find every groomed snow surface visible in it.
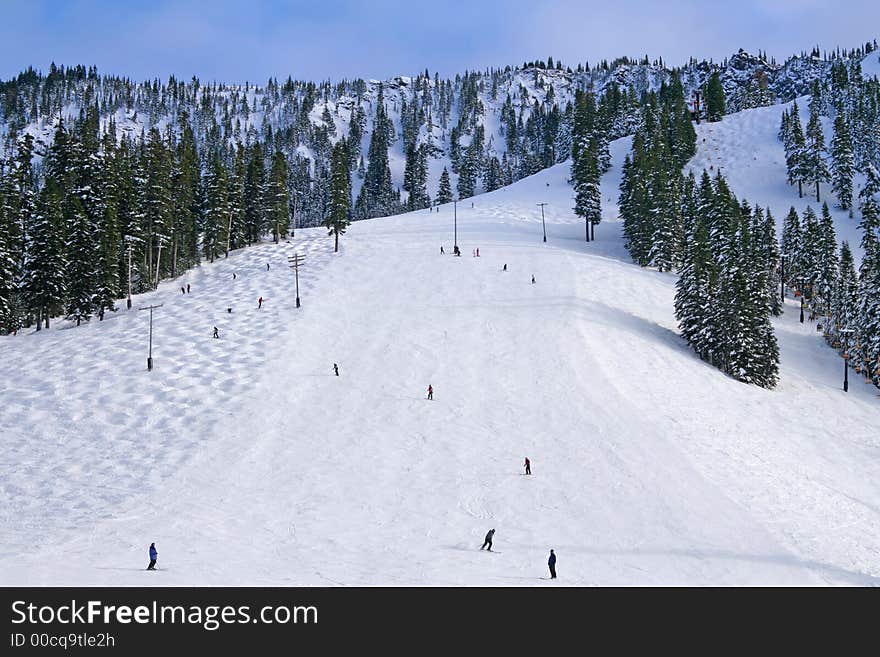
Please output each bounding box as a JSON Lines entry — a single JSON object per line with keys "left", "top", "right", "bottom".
{"left": 1, "top": 111, "right": 879, "bottom": 586}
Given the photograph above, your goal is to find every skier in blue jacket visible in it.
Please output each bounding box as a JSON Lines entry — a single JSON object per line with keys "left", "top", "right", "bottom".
{"left": 147, "top": 543, "right": 158, "bottom": 570}
{"left": 548, "top": 549, "right": 556, "bottom": 579}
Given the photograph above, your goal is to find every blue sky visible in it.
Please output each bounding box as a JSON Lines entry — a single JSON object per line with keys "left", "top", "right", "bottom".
{"left": 2, "top": 0, "right": 878, "bottom": 82}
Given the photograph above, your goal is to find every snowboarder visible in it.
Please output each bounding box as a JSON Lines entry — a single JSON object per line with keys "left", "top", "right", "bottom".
{"left": 440, "top": 246, "right": 445, "bottom": 254}
{"left": 186, "top": 284, "right": 190, "bottom": 293}
{"left": 531, "top": 275, "right": 535, "bottom": 284}
{"left": 481, "top": 529, "right": 495, "bottom": 551}
{"left": 147, "top": 543, "right": 157, "bottom": 570}
{"left": 548, "top": 549, "right": 556, "bottom": 579}
{"left": 427, "top": 385, "right": 433, "bottom": 400}
{"left": 524, "top": 457, "right": 531, "bottom": 475}
{"left": 503, "top": 264, "right": 507, "bottom": 271}
{"left": 333, "top": 363, "right": 339, "bottom": 376}
{"left": 213, "top": 326, "right": 219, "bottom": 339}
{"left": 258, "top": 296, "right": 263, "bottom": 309}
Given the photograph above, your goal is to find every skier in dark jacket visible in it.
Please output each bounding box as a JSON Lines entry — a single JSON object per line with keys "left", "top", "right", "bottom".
{"left": 258, "top": 296, "right": 263, "bottom": 309}
{"left": 481, "top": 529, "right": 495, "bottom": 551}
{"left": 147, "top": 543, "right": 158, "bottom": 570}
{"left": 440, "top": 246, "right": 445, "bottom": 254}
{"left": 548, "top": 549, "right": 556, "bottom": 578}
{"left": 186, "top": 284, "right": 190, "bottom": 293}
{"left": 213, "top": 326, "right": 219, "bottom": 339}
{"left": 503, "top": 264, "right": 507, "bottom": 271}
{"left": 524, "top": 457, "right": 531, "bottom": 475}
{"left": 427, "top": 385, "right": 433, "bottom": 400}
{"left": 531, "top": 274, "right": 535, "bottom": 284}
{"left": 333, "top": 363, "right": 339, "bottom": 376}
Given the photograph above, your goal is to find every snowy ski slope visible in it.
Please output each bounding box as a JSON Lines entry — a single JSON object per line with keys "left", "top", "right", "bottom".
{"left": 1, "top": 106, "right": 879, "bottom": 586}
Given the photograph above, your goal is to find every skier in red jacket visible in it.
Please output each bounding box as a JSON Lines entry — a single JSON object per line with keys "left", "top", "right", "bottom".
{"left": 427, "top": 385, "right": 433, "bottom": 400}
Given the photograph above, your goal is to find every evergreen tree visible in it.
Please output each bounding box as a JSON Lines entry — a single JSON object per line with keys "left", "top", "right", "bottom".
{"left": 706, "top": 71, "right": 726, "bottom": 122}
{"left": 858, "top": 163, "right": 880, "bottom": 251}
{"left": 265, "top": 149, "right": 290, "bottom": 242}
{"left": 23, "top": 186, "right": 66, "bottom": 329}
{"left": 572, "top": 140, "right": 601, "bottom": 242}
{"left": 436, "top": 167, "right": 453, "bottom": 204}
{"left": 326, "top": 139, "right": 351, "bottom": 252}
{"left": 245, "top": 142, "right": 266, "bottom": 243}
{"left": 831, "top": 106, "right": 855, "bottom": 214}
{"left": 202, "top": 154, "right": 229, "bottom": 263}
{"left": 781, "top": 206, "right": 802, "bottom": 285}
{"left": 65, "top": 196, "right": 95, "bottom": 326}
{"left": 785, "top": 102, "right": 808, "bottom": 198}
{"left": 831, "top": 241, "right": 858, "bottom": 345}
{"left": 805, "top": 83, "right": 830, "bottom": 202}
{"left": 356, "top": 85, "right": 396, "bottom": 218}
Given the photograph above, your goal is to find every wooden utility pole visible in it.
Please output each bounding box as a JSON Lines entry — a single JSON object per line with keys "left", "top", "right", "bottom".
{"left": 537, "top": 202, "right": 548, "bottom": 243}
{"left": 138, "top": 304, "right": 163, "bottom": 371}
{"left": 288, "top": 253, "right": 306, "bottom": 308}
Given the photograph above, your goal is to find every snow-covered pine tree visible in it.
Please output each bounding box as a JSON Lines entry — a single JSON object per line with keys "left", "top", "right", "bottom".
{"left": 245, "top": 141, "right": 266, "bottom": 243}
{"left": 64, "top": 195, "right": 95, "bottom": 326}
{"left": 857, "top": 163, "right": 880, "bottom": 252}
{"left": 326, "top": 138, "right": 352, "bottom": 252}
{"left": 830, "top": 105, "right": 855, "bottom": 215}
{"left": 705, "top": 71, "right": 726, "bottom": 122}
{"left": 202, "top": 154, "right": 229, "bottom": 263}
{"left": 831, "top": 241, "right": 859, "bottom": 347}
{"left": 573, "top": 138, "right": 601, "bottom": 243}
{"left": 785, "top": 102, "right": 808, "bottom": 198}
{"left": 805, "top": 82, "right": 830, "bottom": 202}
{"left": 781, "top": 206, "right": 803, "bottom": 286}
{"left": 265, "top": 149, "right": 290, "bottom": 243}
{"left": 23, "top": 186, "right": 66, "bottom": 329}
{"left": 436, "top": 167, "right": 453, "bottom": 204}
{"left": 813, "top": 202, "right": 839, "bottom": 318}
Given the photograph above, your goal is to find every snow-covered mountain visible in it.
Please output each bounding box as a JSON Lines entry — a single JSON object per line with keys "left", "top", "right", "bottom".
{"left": 1, "top": 97, "right": 879, "bottom": 585}
{"left": 2, "top": 41, "right": 877, "bottom": 221}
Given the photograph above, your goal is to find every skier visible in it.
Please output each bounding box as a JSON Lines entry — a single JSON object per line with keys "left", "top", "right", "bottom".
{"left": 180, "top": 286, "right": 185, "bottom": 294}
{"left": 213, "top": 326, "right": 219, "bottom": 339}
{"left": 440, "top": 246, "right": 445, "bottom": 254}
{"left": 427, "top": 384, "right": 433, "bottom": 400}
{"left": 476, "top": 248, "right": 480, "bottom": 257}
{"left": 472, "top": 249, "right": 476, "bottom": 257}
{"left": 531, "top": 274, "right": 535, "bottom": 284}
{"left": 267, "top": 263, "right": 270, "bottom": 271}
{"left": 548, "top": 549, "right": 556, "bottom": 579}
{"left": 333, "top": 363, "right": 339, "bottom": 376}
{"left": 453, "top": 245, "right": 461, "bottom": 257}
{"left": 524, "top": 457, "right": 531, "bottom": 475}
{"left": 481, "top": 529, "right": 495, "bottom": 551}
{"left": 503, "top": 264, "right": 507, "bottom": 271}
{"left": 233, "top": 272, "right": 237, "bottom": 280}
{"left": 186, "top": 284, "right": 190, "bottom": 293}
{"left": 258, "top": 296, "right": 263, "bottom": 309}
{"left": 147, "top": 543, "right": 158, "bottom": 570}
